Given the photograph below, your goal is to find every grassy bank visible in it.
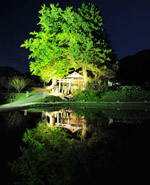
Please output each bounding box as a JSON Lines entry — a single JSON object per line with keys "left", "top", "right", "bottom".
{"left": 73, "top": 89, "right": 150, "bottom": 102}
{"left": 1, "top": 88, "right": 150, "bottom": 111}
{"left": 0, "top": 90, "right": 37, "bottom": 105}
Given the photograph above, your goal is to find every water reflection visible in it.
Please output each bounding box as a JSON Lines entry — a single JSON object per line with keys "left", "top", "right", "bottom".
{"left": 0, "top": 110, "right": 41, "bottom": 185}
{"left": 1, "top": 107, "right": 150, "bottom": 184}
{"left": 7, "top": 111, "right": 25, "bottom": 128}
{"left": 44, "top": 109, "right": 87, "bottom": 141}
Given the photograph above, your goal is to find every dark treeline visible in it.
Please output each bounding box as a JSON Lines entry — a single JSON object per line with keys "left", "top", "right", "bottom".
{"left": 117, "top": 49, "right": 150, "bottom": 88}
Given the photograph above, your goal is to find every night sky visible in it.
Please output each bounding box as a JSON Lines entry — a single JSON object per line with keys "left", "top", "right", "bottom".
{"left": 0, "top": 0, "right": 150, "bottom": 73}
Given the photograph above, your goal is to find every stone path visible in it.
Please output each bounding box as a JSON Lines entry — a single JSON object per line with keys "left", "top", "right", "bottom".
{"left": 0, "top": 91, "right": 45, "bottom": 110}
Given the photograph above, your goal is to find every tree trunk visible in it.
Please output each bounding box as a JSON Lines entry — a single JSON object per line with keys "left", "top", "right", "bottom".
{"left": 43, "top": 81, "right": 46, "bottom": 88}
{"left": 82, "top": 66, "right": 88, "bottom": 89}
{"left": 51, "top": 78, "right": 57, "bottom": 92}
{"left": 52, "top": 78, "right": 57, "bottom": 86}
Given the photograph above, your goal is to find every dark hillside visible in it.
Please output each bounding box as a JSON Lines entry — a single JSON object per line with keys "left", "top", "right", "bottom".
{"left": 117, "top": 50, "right": 150, "bottom": 86}
{"left": 0, "top": 66, "right": 22, "bottom": 77}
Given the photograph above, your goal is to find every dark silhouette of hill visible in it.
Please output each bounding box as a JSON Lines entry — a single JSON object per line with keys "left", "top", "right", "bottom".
{"left": 0, "top": 66, "right": 22, "bottom": 76}
{"left": 0, "top": 66, "right": 41, "bottom": 84}
{"left": 117, "top": 49, "right": 150, "bottom": 86}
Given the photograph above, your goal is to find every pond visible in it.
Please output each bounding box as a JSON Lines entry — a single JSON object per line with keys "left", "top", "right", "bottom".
{"left": 0, "top": 107, "right": 150, "bottom": 184}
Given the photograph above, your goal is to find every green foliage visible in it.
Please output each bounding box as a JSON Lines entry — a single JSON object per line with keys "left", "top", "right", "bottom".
{"left": 73, "top": 89, "right": 101, "bottom": 101}
{"left": 10, "top": 76, "right": 29, "bottom": 93}
{"left": 117, "top": 85, "right": 142, "bottom": 91}
{"left": 100, "top": 90, "right": 150, "bottom": 102}
{"left": 72, "top": 87, "right": 150, "bottom": 102}
{"left": 9, "top": 124, "right": 73, "bottom": 185}
{"left": 12, "top": 90, "right": 37, "bottom": 102}
{"left": 21, "top": 3, "right": 118, "bottom": 84}
{"left": 86, "top": 83, "right": 92, "bottom": 90}
{"left": 0, "top": 90, "right": 37, "bottom": 105}
{"left": 37, "top": 95, "right": 64, "bottom": 102}
{"left": 21, "top": 4, "right": 72, "bottom": 82}
{"left": 8, "top": 119, "right": 116, "bottom": 185}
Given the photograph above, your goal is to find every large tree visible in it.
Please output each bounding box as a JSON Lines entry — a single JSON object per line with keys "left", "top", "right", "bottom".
{"left": 21, "top": 4, "right": 71, "bottom": 84}
{"left": 67, "top": 3, "right": 118, "bottom": 85}
{"left": 21, "top": 3, "right": 118, "bottom": 86}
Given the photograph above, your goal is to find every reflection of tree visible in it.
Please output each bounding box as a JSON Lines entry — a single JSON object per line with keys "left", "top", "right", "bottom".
{"left": 9, "top": 117, "right": 117, "bottom": 185}
{"left": 6, "top": 111, "right": 25, "bottom": 128}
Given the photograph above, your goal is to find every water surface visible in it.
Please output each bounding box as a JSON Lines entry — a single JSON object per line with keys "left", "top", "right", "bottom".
{"left": 0, "top": 107, "right": 150, "bottom": 184}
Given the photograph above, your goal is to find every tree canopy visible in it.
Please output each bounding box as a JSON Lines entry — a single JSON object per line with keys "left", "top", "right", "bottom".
{"left": 21, "top": 3, "right": 118, "bottom": 85}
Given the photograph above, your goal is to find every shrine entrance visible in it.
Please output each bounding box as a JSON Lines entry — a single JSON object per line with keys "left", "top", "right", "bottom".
{"left": 47, "top": 72, "right": 84, "bottom": 95}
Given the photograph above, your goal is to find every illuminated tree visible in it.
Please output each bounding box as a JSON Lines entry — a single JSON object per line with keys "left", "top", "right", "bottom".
{"left": 21, "top": 4, "right": 72, "bottom": 84}
{"left": 21, "top": 3, "right": 118, "bottom": 87}
{"left": 69, "top": 3, "right": 118, "bottom": 86}
{"left": 10, "top": 76, "right": 28, "bottom": 93}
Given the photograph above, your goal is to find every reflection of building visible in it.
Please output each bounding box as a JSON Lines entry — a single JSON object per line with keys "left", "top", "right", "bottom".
{"left": 44, "top": 109, "right": 86, "bottom": 139}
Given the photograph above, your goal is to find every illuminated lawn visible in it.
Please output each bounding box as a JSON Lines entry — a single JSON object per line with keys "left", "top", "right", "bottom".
{"left": 1, "top": 89, "right": 150, "bottom": 111}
